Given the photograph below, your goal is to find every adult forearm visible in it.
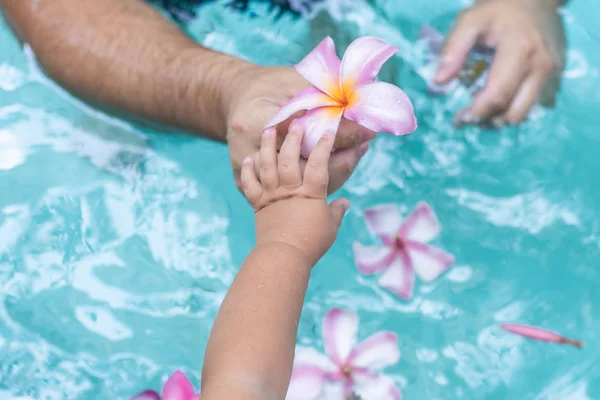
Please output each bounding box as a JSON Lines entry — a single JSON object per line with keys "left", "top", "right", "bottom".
{"left": 201, "top": 243, "right": 312, "bottom": 399}
{"left": 0, "top": 0, "right": 254, "bottom": 140}
{"left": 482, "top": 0, "right": 565, "bottom": 7}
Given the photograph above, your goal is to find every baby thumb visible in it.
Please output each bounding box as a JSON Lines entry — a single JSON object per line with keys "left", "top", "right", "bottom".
{"left": 329, "top": 198, "right": 350, "bottom": 229}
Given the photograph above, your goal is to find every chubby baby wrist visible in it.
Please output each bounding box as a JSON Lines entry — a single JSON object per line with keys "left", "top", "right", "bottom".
{"left": 254, "top": 239, "right": 321, "bottom": 268}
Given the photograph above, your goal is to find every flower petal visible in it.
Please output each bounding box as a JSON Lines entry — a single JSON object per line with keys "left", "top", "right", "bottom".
{"left": 398, "top": 202, "right": 441, "bottom": 243}
{"left": 344, "top": 82, "right": 417, "bottom": 135}
{"left": 293, "top": 346, "right": 338, "bottom": 373}
{"left": 294, "top": 106, "right": 344, "bottom": 156}
{"left": 286, "top": 365, "right": 326, "bottom": 400}
{"left": 353, "top": 372, "right": 402, "bottom": 400}
{"left": 364, "top": 204, "right": 403, "bottom": 242}
{"left": 353, "top": 243, "right": 396, "bottom": 275}
{"left": 378, "top": 252, "right": 414, "bottom": 300}
{"left": 501, "top": 324, "right": 583, "bottom": 348}
{"left": 406, "top": 242, "right": 454, "bottom": 282}
{"left": 130, "top": 390, "right": 161, "bottom": 400}
{"left": 340, "top": 36, "right": 398, "bottom": 89}
{"left": 322, "top": 308, "right": 359, "bottom": 366}
{"left": 162, "top": 370, "right": 197, "bottom": 400}
{"left": 347, "top": 332, "right": 400, "bottom": 370}
{"left": 265, "top": 86, "right": 340, "bottom": 129}
{"left": 295, "top": 36, "right": 343, "bottom": 100}
{"left": 321, "top": 381, "right": 346, "bottom": 400}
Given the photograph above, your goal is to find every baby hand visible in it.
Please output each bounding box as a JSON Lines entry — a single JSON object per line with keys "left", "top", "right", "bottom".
{"left": 241, "top": 125, "right": 351, "bottom": 265}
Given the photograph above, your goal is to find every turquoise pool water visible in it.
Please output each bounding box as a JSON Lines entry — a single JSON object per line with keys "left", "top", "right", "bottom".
{"left": 1, "top": 1, "right": 600, "bottom": 399}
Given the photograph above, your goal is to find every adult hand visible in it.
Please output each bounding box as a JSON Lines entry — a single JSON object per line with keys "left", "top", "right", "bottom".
{"left": 435, "top": 0, "right": 565, "bottom": 126}
{"left": 225, "top": 65, "right": 375, "bottom": 195}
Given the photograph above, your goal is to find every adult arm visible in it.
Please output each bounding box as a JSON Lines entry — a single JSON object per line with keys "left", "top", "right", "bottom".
{"left": 0, "top": 0, "right": 252, "bottom": 139}
{"left": 1, "top": 0, "right": 373, "bottom": 193}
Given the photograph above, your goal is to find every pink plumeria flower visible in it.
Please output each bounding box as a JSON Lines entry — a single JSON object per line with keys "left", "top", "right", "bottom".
{"left": 286, "top": 308, "right": 402, "bottom": 400}
{"left": 266, "top": 36, "right": 417, "bottom": 156}
{"left": 353, "top": 202, "right": 455, "bottom": 300}
{"left": 131, "top": 370, "right": 200, "bottom": 400}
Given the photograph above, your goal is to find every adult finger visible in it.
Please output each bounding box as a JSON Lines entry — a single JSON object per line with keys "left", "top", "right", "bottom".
{"left": 435, "top": 10, "right": 483, "bottom": 84}
{"left": 504, "top": 72, "right": 546, "bottom": 124}
{"left": 277, "top": 124, "right": 304, "bottom": 187}
{"left": 258, "top": 128, "right": 279, "bottom": 189}
{"left": 240, "top": 157, "right": 263, "bottom": 204}
{"left": 467, "top": 42, "right": 532, "bottom": 121}
{"left": 329, "top": 198, "right": 350, "bottom": 230}
{"left": 326, "top": 141, "right": 369, "bottom": 194}
{"left": 303, "top": 131, "right": 335, "bottom": 194}
{"left": 333, "top": 119, "right": 377, "bottom": 150}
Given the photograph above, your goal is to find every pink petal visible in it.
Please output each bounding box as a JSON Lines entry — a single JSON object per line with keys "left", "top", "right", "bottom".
{"left": 293, "top": 346, "right": 338, "bottom": 374}
{"left": 344, "top": 82, "right": 417, "bottom": 135}
{"left": 162, "top": 370, "right": 197, "bottom": 400}
{"left": 419, "top": 25, "right": 444, "bottom": 56}
{"left": 343, "top": 378, "right": 355, "bottom": 399}
{"left": 363, "top": 204, "right": 403, "bottom": 242}
{"left": 294, "top": 106, "right": 344, "bottom": 156}
{"left": 406, "top": 242, "right": 454, "bottom": 282}
{"left": 501, "top": 324, "right": 583, "bottom": 348}
{"left": 353, "top": 243, "right": 396, "bottom": 275}
{"left": 322, "top": 308, "right": 359, "bottom": 366}
{"left": 398, "top": 202, "right": 441, "bottom": 243}
{"left": 321, "top": 381, "right": 346, "bottom": 399}
{"left": 353, "top": 372, "right": 402, "bottom": 400}
{"left": 130, "top": 390, "right": 161, "bottom": 400}
{"left": 340, "top": 36, "right": 398, "bottom": 89}
{"left": 378, "top": 252, "right": 414, "bottom": 301}
{"left": 285, "top": 365, "right": 326, "bottom": 400}
{"left": 265, "top": 86, "right": 340, "bottom": 129}
{"left": 295, "top": 36, "right": 343, "bottom": 101}
{"left": 347, "top": 331, "right": 400, "bottom": 370}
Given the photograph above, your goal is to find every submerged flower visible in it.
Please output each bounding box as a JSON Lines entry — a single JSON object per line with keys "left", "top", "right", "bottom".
{"left": 287, "top": 308, "right": 402, "bottom": 400}
{"left": 266, "top": 36, "right": 417, "bottom": 156}
{"left": 501, "top": 324, "right": 583, "bottom": 348}
{"left": 353, "top": 202, "right": 454, "bottom": 300}
{"left": 131, "top": 370, "right": 200, "bottom": 400}
{"left": 418, "top": 24, "right": 492, "bottom": 96}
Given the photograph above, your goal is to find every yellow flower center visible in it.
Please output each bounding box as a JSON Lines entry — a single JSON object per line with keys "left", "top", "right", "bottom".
{"left": 343, "top": 365, "right": 352, "bottom": 376}
{"left": 327, "top": 80, "right": 357, "bottom": 109}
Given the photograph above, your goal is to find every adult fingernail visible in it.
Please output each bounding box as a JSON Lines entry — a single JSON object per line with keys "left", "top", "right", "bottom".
{"left": 434, "top": 58, "right": 451, "bottom": 83}
{"left": 263, "top": 128, "right": 274, "bottom": 136}
{"left": 491, "top": 116, "right": 506, "bottom": 129}
{"left": 434, "top": 68, "right": 446, "bottom": 83}
{"left": 242, "top": 156, "right": 253, "bottom": 165}
{"left": 455, "top": 108, "right": 480, "bottom": 126}
{"left": 359, "top": 142, "right": 369, "bottom": 155}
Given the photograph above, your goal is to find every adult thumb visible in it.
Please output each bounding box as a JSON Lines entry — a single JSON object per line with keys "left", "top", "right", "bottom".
{"left": 435, "top": 13, "right": 481, "bottom": 84}
{"left": 329, "top": 198, "right": 350, "bottom": 229}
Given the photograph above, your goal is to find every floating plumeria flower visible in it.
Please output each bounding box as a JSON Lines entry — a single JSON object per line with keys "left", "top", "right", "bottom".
{"left": 266, "top": 36, "right": 417, "bottom": 156}
{"left": 287, "top": 308, "right": 402, "bottom": 400}
{"left": 131, "top": 370, "right": 200, "bottom": 400}
{"left": 501, "top": 324, "right": 583, "bottom": 348}
{"left": 353, "top": 202, "right": 455, "bottom": 300}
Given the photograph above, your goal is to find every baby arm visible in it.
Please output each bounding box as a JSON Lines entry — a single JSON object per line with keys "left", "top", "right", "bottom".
{"left": 200, "top": 125, "right": 350, "bottom": 399}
